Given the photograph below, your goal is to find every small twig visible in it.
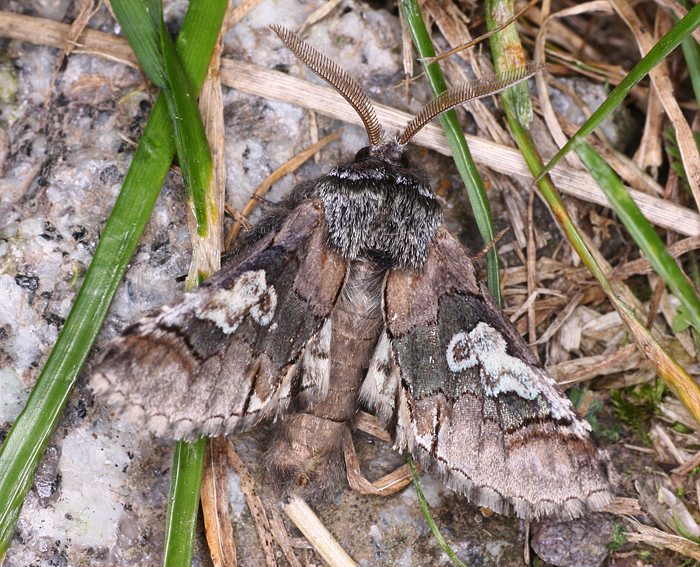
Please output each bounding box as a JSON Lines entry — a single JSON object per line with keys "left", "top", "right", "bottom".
{"left": 472, "top": 227, "right": 511, "bottom": 262}
{"left": 353, "top": 411, "right": 391, "bottom": 442}
{"left": 343, "top": 428, "right": 382, "bottom": 495}
{"left": 227, "top": 0, "right": 264, "bottom": 28}
{"left": 526, "top": 188, "right": 538, "bottom": 347}
{"left": 225, "top": 129, "right": 342, "bottom": 247}
{"left": 201, "top": 437, "right": 237, "bottom": 567}
{"left": 226, "top": 442, "right": 277, "bottom": 567}
{"left": 267, "top": 507, "right": 304, "bottom": 567}
{"left": 46, "top": 0, "right": 100, "bottom": 105}
{"left": 283, "top": 496, "right": 358, "bottom": 567}
{"left": 299, "top": 0, "right": 343, "bottom": 34}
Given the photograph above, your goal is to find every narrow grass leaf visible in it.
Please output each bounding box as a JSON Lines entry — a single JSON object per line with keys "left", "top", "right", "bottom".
{"left": 113, "top": 0, "right": 214, "bottom": 234}
{"left": 163, "top": 438, "right": 207, "bottom": 567}
{"left": 575, "top": 141, "right": 700, "bottom": 332}
{"left": 110, "top": 0, "right": 165, "bottom": 86}
{"left": 485, "top": 0, "right": 533, "bottom": 127}
{"left": 407, "top": 456, "right": 468, "bottom": 567}
{"left": 159, "top": 17, "right": 214, "bottom": 236}
{"left": 536, "top": 3, "right": 700, "bottom": 183}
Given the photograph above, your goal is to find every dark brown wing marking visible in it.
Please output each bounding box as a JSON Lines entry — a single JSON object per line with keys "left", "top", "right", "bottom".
{"left": 92, "top": 199, "right": 347, "bottom": 441}
{"left": 381, "top": 228, "right": 615, "bottom": 520}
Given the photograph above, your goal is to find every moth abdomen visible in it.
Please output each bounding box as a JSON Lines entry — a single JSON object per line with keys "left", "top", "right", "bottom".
{"left": 266, "top": 260, "right": 384, "bottom": 500}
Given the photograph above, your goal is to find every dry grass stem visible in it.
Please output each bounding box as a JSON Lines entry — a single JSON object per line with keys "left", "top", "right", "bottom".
{"left": 283, "top": 497, "right": 358, "bottom": 567}
{"left": 343, "top": 429, "right": 383, "bottom": 496}
{"left": 0, "top": 11, "right": 697, "bottom": 235}
{"left": 307, "top": 110, "right": 321, "bottom": 163}
{"left": 526, "top": 189, "right": 538, "bottom": 346}
{"left": 535, "top": 290, "right": 584, "bottom": 344}
{"left": 227, "top": 0, "right": 265, "bottom": 28}
{"left": 603, "top": 497, "right": 643, "bottom": 516}
{"left": 673, "top": 450, "right": 700, "bottom": 476}
{"left": 354, "top": 411, "right": 392, "bottom": 442}
{"left": 473, "top": 227, "right": 511, "bottom": 262}
{"left": 342, "top": 428, "right": 413, "bottom": 497}
{"left": 225, "top": 443, "right": 277, "bottom": 567}
{"left": 299, "top": 0, "right": 344, "bottom": 34}
{"left": 633, "top": 64, "right": 664, "bottom": 172}
{"left": 201, "top": 438, "right": 238, "bottom": 567}
{"left": 550, "top": 344, "right": 642, "bottom": 386}
{"left": 626, "top": 519, "right": 700, "bottom": 561}
{"left": 397, "top": 0, "right": 413, "bottom": 83}
{"left": 46, "top": 0, "right": 100, "bottom": 103}
{"left": 369, "top": 464, "right": 414, "bottom": 495}
{"left": 186, "top": 7, "right": 228, "bottom": 285}
{"left": 267, "top": 508, "right": 304, "bottom": 567}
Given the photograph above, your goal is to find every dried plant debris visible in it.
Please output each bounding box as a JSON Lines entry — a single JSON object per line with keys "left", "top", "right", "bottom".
{"left": 2, "top": 1, "right": 700, "bottom": 566}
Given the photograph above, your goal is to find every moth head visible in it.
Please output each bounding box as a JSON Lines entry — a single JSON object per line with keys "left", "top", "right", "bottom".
{"left": 271, "top": 25, "right": 543, "bottom": 157}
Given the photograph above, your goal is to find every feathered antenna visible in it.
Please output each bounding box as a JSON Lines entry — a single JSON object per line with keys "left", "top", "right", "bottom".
{"left": 398, "top": 62, "right": 546, "bottom": 145}
{"left": 271, "top": 25, "right": 384, "bottom": 147}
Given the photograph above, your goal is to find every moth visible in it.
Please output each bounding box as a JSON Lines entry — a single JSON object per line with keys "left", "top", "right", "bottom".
{"left": 92, "top": 25, "right": 615, "bottom": 520}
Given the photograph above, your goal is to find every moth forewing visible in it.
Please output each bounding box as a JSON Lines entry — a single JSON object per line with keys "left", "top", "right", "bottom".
{"left": 93, "top": 26, "right": 614, "bottom": 520}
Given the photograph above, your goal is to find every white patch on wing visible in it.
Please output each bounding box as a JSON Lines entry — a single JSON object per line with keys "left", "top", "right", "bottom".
{"left": 195, "top": 269, "right": 277, "bottom": 333}
{"left": 446, "top": 322, "right": 585, "bottom": 428}
{"left": 300, "top": 318, "right": 332, "bottom": 399}
{"left": 359, "top": 331, "right": 399, "bottom": 422}
{"left": 250, "top": 285, "right": 277, "bottom": 326}
{"left": 245, "top": 390, "right": 267, "bottom": 414}
{"left": 446, "top": 331, "right": 477, "bottom": 373}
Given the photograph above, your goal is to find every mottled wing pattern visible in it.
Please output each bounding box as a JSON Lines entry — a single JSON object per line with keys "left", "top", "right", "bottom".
{"left": 367, "top": 228, "right": 614, "bottom": 520}
{"left": 92, "top": 200, "right": 347, "bottom": 441}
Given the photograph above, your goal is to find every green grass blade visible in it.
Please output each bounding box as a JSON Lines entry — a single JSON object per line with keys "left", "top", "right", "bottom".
{"left": 159, "top": 18, "right": 213, "bottom": 236}
{"left": 110, "top": 0, "right": 166, "bottom": 86}
{"left": 0, "top": 1, "right": 226, "bottom": 558}
{"left": 113, "top": 0, "right": 213, "bottom": 234}
{"left": 575, "top": 140, "right": 700, "bottom": 332}
{"left": 407, "top": 456, "right": 467, "bottom": 567}
{"left": 536, "top": 3, "right": 700, "bottom": 182}
{"left": 679, "top": 1, "right": 700, "bottom": 110}
{"left": 163, "top": 439, "right": 207, "bottom": 567}
{"left": 400, "top": 0, "right": 502, "bottom": 303}
{"left": 485, "top": 0, "right": 533, "bottom": 128}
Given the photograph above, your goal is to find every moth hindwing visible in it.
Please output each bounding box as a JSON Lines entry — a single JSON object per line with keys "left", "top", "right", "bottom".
{"left": 93, "top": 26, "right": 614, "bottom": 520}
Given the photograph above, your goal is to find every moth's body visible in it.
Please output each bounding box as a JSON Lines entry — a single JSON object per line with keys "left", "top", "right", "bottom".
{"left": 92, "top": 28, "right": 615, "bottom": 522}
{"left": 267, "top": 259, "right": 384, "bottom": 498}
{"left": 263, "top": 144, "right": 439, "bottom": 498}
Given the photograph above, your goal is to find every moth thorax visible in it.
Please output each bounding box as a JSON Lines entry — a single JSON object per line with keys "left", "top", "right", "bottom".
{"left": 318, "top": 150, "right": 443, "bottom": 269}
